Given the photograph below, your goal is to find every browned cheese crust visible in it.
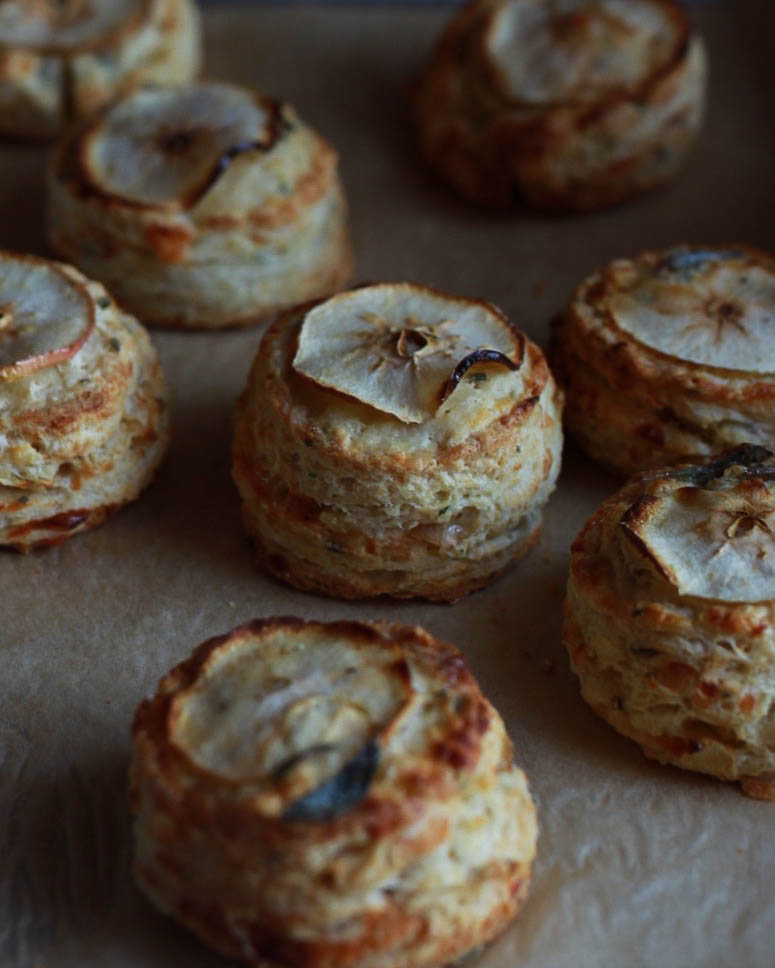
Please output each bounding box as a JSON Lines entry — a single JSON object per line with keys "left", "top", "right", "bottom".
{"left": 552, "top": 245, "right": 775, "bottom": 476}
{"left": 564, "top": 445, "right": 775, "bottom": 800}
{"left": 415, "top": 0, "right": 707, "bottom": 211}
{"left": 131, "top": 617, "right": 538, "bottom": 967}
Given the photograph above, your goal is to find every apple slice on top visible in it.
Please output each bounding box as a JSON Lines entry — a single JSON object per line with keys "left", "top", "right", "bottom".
{"left": 0, "top": 255, "right": 95, "bottom": 381}
{"left": 79, "top": 83, "right": 282, "bottom": 210}
{"left": 609, "top": 249, "right": 775, "bottom": 375}
{"left": 483, "top": 0, "right": 683, "bottom": 108}
{"left": 293, "top": 283, "right": 523, "bottom": 424}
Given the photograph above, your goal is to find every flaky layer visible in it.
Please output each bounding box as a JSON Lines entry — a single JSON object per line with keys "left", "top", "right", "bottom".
{"left": 0, "top": 341, "right": 168, "bottom": 548}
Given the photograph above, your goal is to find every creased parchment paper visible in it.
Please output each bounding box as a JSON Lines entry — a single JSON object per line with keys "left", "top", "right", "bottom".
{"left": 2, "top": 4, "right": 774, "bottom": 967}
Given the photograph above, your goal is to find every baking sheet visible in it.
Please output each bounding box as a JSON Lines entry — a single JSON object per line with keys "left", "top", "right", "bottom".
{"left": 2, "top": 4, "right": 774, "bottom": 967}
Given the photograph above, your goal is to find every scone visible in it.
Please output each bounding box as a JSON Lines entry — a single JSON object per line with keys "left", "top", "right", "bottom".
{"left": 0, "top": 251, "right": 169, "bottom": 549}
{"left": 0, "top": 0, "right": 201, "bottom": 140}
{"left": 131, "top": 617, "right": 538, "bottom": 966}
{"left": 552, "top": 245, "right": 775, "bottom": 476}
{"left": 232, "top": 282, "right": 563, "bottom": 601}
{"left": 47, "top": 82, "right": 353, "bottom": 329}
{"left": 564, "top": 444, "right": 775, "bottom": 800}
{"left": 416, "top": 0, "right": 707, "bottom": 210}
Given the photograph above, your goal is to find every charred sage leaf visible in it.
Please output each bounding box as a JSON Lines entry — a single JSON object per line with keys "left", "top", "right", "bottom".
{"left": 283, "top": 739, "right": 379, "bottom": 822}
{"left": 665, "top": 444, "right": 775, "bottom": 488}
{"left": 659, "top": 248, "right": 743, "bottom": 277}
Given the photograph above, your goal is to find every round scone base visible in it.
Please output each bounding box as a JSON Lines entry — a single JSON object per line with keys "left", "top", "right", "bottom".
{"left": 415, "top": 0, "right": 707, "bottom": 211}
{"left": 243, "top": 512, "right": 542, "bottom": 603}
{"left": 0, "top": 256, "right": 169, "bottom": 549}
{"left": 551, "top": 245, "right": 775, "bottom": 476}
{"left": 564, "top": 445, "right": 775, "bottom": 799}
{"left": 232, "top": 284, "right": 563, "bottom": 602}
{"left": 46, "top": 84, "right": 353, "bottom": 330}
{"left": 131, "top": 618, "right": 538, "bottom": 967}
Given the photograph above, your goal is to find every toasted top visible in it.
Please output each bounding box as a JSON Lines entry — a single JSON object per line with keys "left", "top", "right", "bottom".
{"left": 602, "top": 248, "right": 775, "bottom": 375}
{"left": 610, "top": 446, "right": 775, "bottom": 604}
{"left": 58, "top": 81, "right": 333, "bottom": 222}
{"left": 0, "top": 0, "right": 148, "bottom": 54}
{"left": 80, "top": 83, "right": 286, "bottom": 209}
{"left": 293, "top": 283, "right": 522, "bottom": 424}
{"left": 135, "top": 618, "right": 496, "bottom": 824}
{"left": 483, "top": 0, "right": 685, "bottom": 106}
{"left": 251, "top": 284, "right": 549, "bottom": 456}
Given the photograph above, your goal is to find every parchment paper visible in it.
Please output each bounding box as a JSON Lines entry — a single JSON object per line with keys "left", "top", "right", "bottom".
{"left": 2, "top": 4, "right": 774, "bottom": 967}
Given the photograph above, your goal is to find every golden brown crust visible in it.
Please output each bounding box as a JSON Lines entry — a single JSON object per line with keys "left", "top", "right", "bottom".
{"left": 131, "top": 618, "right": 537, "bottom": 966}
{"left": 416, "top": 0, "right": 706, "bottom": 211}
